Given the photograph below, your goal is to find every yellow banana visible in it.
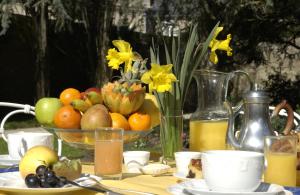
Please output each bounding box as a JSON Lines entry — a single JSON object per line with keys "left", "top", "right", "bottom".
{"left": 87, "top": 91, "right": 103, "bottom": 105}
{"left": 70, "top": 99, "right": 91, "bottom": 112}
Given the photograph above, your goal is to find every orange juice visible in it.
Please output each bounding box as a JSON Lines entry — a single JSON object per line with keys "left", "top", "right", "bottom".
{"left": 189, "top": 120, "right": 228, "bottom": 151}
{"left": 264, "top": 152, "right": 296, "bottom": 186}
{"left": 94, "top": 140, "right": 123, "bottom": 176}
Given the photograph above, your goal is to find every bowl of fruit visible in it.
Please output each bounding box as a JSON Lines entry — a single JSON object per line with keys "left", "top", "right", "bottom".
{"left": 35, "top": 85, "right": 160, "bottom": 162}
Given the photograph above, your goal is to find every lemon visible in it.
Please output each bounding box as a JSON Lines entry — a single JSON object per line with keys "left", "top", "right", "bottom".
{"left": 19, "top": 146, "right": 58, "bottom": 178}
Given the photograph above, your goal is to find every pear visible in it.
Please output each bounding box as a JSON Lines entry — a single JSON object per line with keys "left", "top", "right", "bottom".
{"left": 80, "top": 104, "right": 112, "bottom": 130}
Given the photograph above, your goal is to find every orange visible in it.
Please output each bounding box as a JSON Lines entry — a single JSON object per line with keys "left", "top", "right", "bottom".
{"left": 54, "top": 105, "right": 81, "bottom": 129}
{"left": 60, "top": 88, "right": 81, "bottom": 105}
{"left": 128, "top": 112, "right": 151, "bottom": 131}
{"left": 110, "top": 112, "right": 130, "bottom": 131}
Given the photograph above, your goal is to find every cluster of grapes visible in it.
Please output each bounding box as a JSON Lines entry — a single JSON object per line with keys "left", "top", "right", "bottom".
{"left": 25, "top": 165, "right": 68, "bottom": 188}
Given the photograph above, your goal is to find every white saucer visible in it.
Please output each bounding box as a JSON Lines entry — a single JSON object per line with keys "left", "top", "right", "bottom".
{"left": 167, "top": 179, "right": 293, "bottom": 195}
{"left": 0, "top": 172, "right": 100, "bottom": 194}
{"left": 0, "top": 155, "right": 20, "bottom": 166}
{"left": 173, "top": 172, "right": 191, "bottom": 180}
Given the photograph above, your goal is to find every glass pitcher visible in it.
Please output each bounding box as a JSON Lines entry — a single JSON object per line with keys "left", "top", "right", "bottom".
{"left": 189, "top": 70, "right": 252, "bottom": 151}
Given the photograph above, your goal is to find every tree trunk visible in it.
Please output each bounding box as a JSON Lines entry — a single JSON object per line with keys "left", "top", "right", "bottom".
{"left": 95, "top": 0, "right": 116, "bottom": 87}
{"left": 83, "top": 0, "right": 116, "bottom": 87}
{"left": 32, "top": 2, "right": 49, "bottom": 100}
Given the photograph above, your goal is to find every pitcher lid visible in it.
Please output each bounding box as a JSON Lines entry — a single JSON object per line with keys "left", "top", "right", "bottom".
{"left": 243, "top": 90, "right": 270, "bottom": 103}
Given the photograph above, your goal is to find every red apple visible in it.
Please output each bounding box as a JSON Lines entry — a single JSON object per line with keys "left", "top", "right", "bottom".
{"left": 85, "top": 87, "right": 101, "bottom": 94}
{"left": 80, "top": 92, "right": 87, "bottom": 99}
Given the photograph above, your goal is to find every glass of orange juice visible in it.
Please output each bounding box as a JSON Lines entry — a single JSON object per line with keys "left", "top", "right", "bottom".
{"left": 264, "top": 135, "right": 297, "bottom": 186}
{"left": 94, "top": 128, "right": 124, "bottom": 180}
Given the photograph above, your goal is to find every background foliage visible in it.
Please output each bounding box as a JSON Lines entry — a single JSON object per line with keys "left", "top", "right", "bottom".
{"left": 0, "top": 0, "right": 299, "bottom": 110}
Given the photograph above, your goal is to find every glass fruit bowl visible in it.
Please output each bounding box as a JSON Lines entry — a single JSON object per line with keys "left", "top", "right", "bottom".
{"left": 44, "top": 127, "right": 153, "bottom": 150}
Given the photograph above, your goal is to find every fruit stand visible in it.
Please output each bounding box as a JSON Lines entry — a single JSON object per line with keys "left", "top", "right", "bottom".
{"left": 0, "top": 102, "right": 63, "bottom": 158}
{"left": 0, "top": 99, "right": 156, "bottom": 164}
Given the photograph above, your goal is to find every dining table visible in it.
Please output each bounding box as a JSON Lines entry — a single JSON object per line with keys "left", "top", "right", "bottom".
{"left": 1, "top": 163, "right": 300, "bottom": 195}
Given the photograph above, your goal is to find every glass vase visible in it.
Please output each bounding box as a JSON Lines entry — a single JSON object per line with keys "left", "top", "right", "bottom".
{"left": 160, "top": 113, "right": 183, "bottom": 162}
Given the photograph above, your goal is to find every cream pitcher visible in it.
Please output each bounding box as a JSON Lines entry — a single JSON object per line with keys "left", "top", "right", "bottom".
{"left": 225, "top": 90, "right": 294, "bottom": 152}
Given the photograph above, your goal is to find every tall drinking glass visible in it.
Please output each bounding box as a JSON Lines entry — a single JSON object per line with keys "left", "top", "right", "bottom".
{"left": 264, "top": 135, "right": 297, "bottom": 186}
{"left": 94, "top": 128, "right": 124, "bottom": 180}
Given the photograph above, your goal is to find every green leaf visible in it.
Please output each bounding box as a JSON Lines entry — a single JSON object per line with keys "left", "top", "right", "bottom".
{"left": 164, "top": 40, "right": 172, "bottom": 64}
{"left": 171, "top": 37, "right": 177, "bottom": 73}
{"left": 174, "top": 33, "right": 181, "bottom": 78}
{"left": 181, "top": 22, "right": 220, "bottom": 104}
{"left": 150, "top": 46, "right": 156, "bottom": 64}
{"left": 179, "top": 24, "right": 199, "bottom": 98}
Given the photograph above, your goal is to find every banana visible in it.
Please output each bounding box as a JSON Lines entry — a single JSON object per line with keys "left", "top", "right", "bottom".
{"left": 84, "top": 98, "right": 93, "bottom": 107}
{"left": 87, "top": 91, "right": 103, "bottom": 105}
{"left": 70, "top": 99, "right": 91, "bottom": 112}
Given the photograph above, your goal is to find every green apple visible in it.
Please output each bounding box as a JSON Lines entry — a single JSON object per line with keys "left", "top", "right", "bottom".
{"left": 35, "top": 97, "right": 63, "bottom": 127}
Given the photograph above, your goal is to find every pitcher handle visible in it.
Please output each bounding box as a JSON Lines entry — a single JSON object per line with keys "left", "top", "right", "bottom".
{"left": 224, "top": 70, "right": 254, "bottom": 102}
{"left": 224, "top": 100, "right": 242, "bottom": 149}
{"left": 271, "top": 100, "right": 294, "bottom": 135}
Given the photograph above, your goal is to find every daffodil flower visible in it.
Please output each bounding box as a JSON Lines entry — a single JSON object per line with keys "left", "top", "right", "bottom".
{"left": 141, "top": 63, "right": 177, "bottom": 93}
{"left": 106, "top": 40, "right": 135, "bottom": 72}
{"left": 209, "top": 27, "right": 232, "bottom": 64}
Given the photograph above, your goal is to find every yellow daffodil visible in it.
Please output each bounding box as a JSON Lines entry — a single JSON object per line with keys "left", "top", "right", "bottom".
{"left": 141, "top": 63, "right": 177, "bottom": 93}
{"left": 106, "top": 40, "right": 135, "bottom": 72}
{"left": 209, "top": 27, "right": 232, "bottom": 64}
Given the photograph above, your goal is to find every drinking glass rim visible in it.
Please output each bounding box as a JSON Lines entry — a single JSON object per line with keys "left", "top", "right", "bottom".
{"left": 95, "top": 128, "right": 124, "bottom": 137}
{"left": 194, "top": 69, "right": 229, "bottom": 76}
{"left": 161, "top": 114, "right": 183, "bottom": 118}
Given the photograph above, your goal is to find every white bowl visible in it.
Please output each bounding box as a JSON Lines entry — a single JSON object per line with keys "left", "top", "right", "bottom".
{"left": 123, "top": 151, "right": 150, "bottom": 173}
{"left": 201, "top": 150, "right": 264, "bottom": 192}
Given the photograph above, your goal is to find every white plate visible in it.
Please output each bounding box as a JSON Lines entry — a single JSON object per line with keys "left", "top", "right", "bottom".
{"left": 0, "top": 171, "right": 100, "bottom": 194}
{"left": 167, "top": 179, "right": 293, "bottom": 195}
{"left": 173, "top": 172, "right": 192, "bottom": 180}
{"left": 0, "top": 155, "right": 20, "bottom": 166}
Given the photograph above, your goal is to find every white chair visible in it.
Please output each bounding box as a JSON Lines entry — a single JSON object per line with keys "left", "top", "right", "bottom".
{"left": 270, "top": 106, "right": 300, "bottom": 126}
{"left": 0, "top": 102, "right": 62, "bottom": 156}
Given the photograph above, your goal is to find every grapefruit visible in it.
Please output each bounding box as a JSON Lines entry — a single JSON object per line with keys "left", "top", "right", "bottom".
{"left": 19, "top": 146, "right": 58, "bottom": 178}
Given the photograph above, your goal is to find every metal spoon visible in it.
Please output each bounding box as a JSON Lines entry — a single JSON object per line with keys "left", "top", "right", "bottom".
{"left": 66, "top": 179, "right": 123, "bottom": 195}
{"left": 80, "top": 174, "right": 158, "bottom": 195}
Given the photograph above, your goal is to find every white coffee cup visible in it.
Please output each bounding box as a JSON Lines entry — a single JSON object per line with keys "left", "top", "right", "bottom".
{"left": 123, "top": 151, "right": 150, "bottom": 173}
{"left": 175, "top": 151, "right": 201, "bottom": 175}
{"left": 201, "top": 150, "right": 264, "bottom": 192}
{"left": 7, "top": 131, "right": 54, "bottom": 160}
